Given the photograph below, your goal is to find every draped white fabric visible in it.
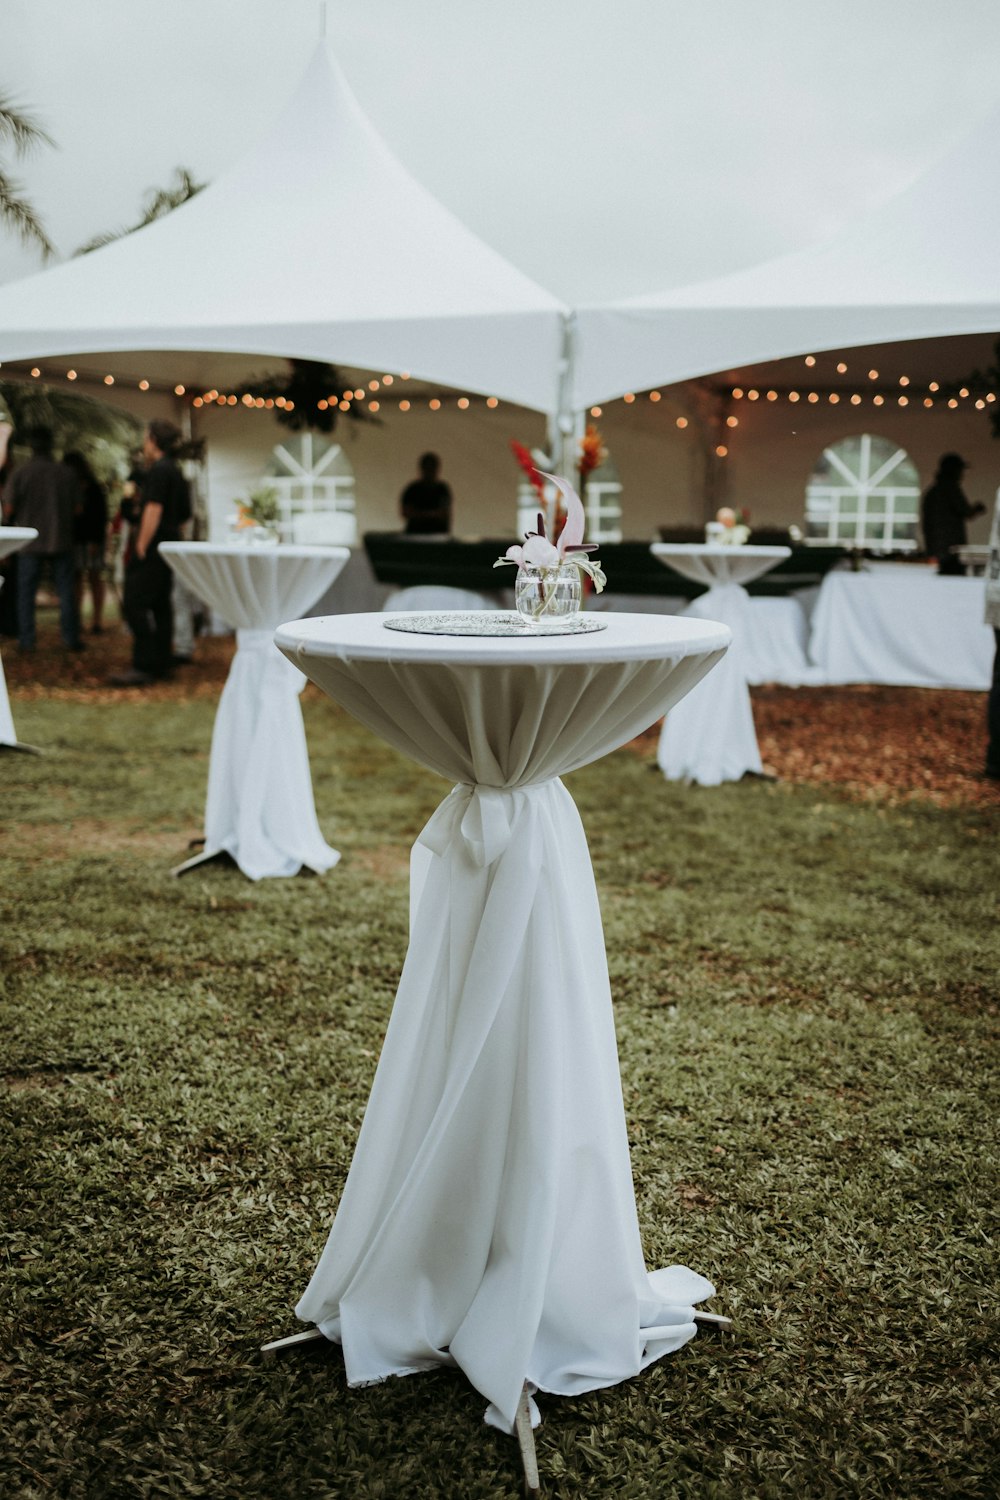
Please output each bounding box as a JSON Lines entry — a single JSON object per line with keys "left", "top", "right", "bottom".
{"left": 656, "top": 585, "right": 763, "bottom": 785}
{"left": 743, "top": 598, "right": 824, "bottom": 687}
{"left": 160, "top": 544, "right": 349, "bottom": 878}
{"left": 809, "top": 569, "right": 993, "bottom": 690}
{"left": 652, "top": 547, "right": 789, "bottom": 785}
{"left": 0, "top": 529, "right": 38, "bottom": 747}
{"left": 274, "top": 612, "right": 729, "bottom": 1432}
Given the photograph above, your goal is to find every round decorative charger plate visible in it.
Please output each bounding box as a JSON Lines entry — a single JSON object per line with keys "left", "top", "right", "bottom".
{"left": 383, "top": 611, "right": 608, "bottom": 637}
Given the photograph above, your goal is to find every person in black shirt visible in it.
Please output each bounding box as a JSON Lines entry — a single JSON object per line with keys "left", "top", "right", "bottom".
{"left": 110, "top": 420, "right": 190, "bottom": 685}
{"left": 64, "top": 450, "right": 109, "bottom": 634}
{"left": 921, "top": 452, "right": 986, "bottom": 575}
{"left": 400, "top": 452, "right": 452, "bottom": 535}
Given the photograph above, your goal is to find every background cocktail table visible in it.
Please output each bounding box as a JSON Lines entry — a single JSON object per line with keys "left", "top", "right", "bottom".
{"left": 160, "top": 542, "right": 349, "bottom": 879}
{"left": 269, "top": 610, "right": 731, "bottom": 1461}
{"left": 651, "top": 544, "right": 791, "bottom": 785}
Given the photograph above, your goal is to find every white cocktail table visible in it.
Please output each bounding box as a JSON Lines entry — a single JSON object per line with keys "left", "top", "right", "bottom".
{"left": 0, "top": 527, "right": 40, "bottom": 752}
{"left": 160, "top": 542, "right": 349, "bottom": 879}
{"left": 266, "top": 609, "right": 731, "bottom": 1478}
{"left": 651, "top": 544, "right": 791, "bottom": 785}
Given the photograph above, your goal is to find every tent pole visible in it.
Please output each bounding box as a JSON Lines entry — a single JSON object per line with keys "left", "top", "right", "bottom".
{"left": 548, "top": 310, "right": 578, "bottom": 482}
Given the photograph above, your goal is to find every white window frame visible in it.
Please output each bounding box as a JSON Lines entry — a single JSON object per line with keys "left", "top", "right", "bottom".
{"left": 805, "top": 433, "right": 920, "bottom": 551}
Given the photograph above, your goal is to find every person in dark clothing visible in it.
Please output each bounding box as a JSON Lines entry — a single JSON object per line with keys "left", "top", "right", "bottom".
{"left": 110, "top": 420, "right": 190, "bottom": 686}
{"left": 64, "top": 450, "right": 109, "bottom": 634}
{"left": 400, "top": 452, "right": 452, "bottom": 535}
{"left": 921, "top": 453, "right": 986, "bottom": 575}
{"left": 2, "top": 424, "right": 83, "bottom": 651}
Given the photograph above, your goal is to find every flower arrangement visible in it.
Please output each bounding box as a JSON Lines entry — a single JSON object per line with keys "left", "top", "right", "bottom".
{"left": 709, "top": 506, "right": 751, "bottom": 546}
{"left": 510, "top": 439, "right": 546, "bottom": 502}
{"left": 495, "top": 473, "right": 606, "bottom": 624}
{"left": 578, "top": 423, "right": 607, "bottom": 479}
{"left": 234, "top": 485, "right": 281, "bottom": 533}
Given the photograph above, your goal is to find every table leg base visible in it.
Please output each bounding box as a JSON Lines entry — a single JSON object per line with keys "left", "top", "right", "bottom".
{"left": 260, "top": 1327, "right": 327, "bottom": 1362}
{"left": 170, "top": 847, "right": 237, "bottom": 878}
{"left": 0, "top": 739, "right": 43, "bottom": 755}
{"left": 694, "top": 1310, "right": 733, "bottom": 1333}
{"left": 514, "top": 1384, "right": 541, "bottom": 1496}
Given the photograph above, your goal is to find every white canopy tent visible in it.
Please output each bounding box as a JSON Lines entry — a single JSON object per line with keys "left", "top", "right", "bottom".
{"left": 572, "top": 106, "right": 1000, "bottom": 406}
{"left": 0, "top": 40, "right": 569, "bottom": 418}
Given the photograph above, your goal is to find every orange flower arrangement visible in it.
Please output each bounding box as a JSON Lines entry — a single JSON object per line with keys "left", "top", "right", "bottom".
{"left": 578, "top": 424, "right": 607, "bottom": 479}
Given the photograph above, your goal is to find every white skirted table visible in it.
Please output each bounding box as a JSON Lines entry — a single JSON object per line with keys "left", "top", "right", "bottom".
{"left": 159, "top": 542, "right": 349, "bottom": 879}
{"left": 0, "top": 527, "right": 39, "bottom": 753}
{"left": 651, "top": 544, "right": 791, "bottom": 786}
{"left": 266, "top": 609, "right": 732, "bottom": 1480}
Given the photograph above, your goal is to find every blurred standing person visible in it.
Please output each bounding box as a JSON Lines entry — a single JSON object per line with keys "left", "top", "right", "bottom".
{"left": 110, "top": 421, "right": 189, "bottom": 686}
{"left": 400, "top": 451, "right": 452, "bottom": 535}
{"left": 64, "top": 450, "right": 109, "bottom": 634}
{"left": 985, "top": 490, "right": 1000, "bottom": 781}
{"left": 921, "top": 453, "right": 986, "bottom": 575}
{"left": 2, "top": 424, "right": 82, "bottom": 652}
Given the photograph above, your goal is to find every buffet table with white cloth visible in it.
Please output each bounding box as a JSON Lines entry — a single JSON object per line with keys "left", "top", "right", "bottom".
{"left": 160, "top": 542, "right": 349, "bottom": 879}
{"left": 809, "top": 568, "right": 993, "bottom": 690}
{"left": 272, "top": 610, "right": 731, "bottom": 1439}
{"left": 0, "top": 527, "right": 39, "bottom": 750}
{"left": 650, "top": 544, "right": 792, "bottom": 784}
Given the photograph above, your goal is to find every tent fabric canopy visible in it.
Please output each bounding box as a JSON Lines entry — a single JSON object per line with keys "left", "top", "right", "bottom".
{"left": 0, "top": 43, "right": 568, "bottom": 414}
{"left": 572, "top": 105, "right": 1000, "bottom": 406}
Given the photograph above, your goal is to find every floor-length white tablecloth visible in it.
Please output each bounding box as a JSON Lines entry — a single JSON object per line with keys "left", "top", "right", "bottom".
{"left": 651, "top": 544, "right": 791, "bottom": 784}
{"left": 160, "top": 543, "right": 349, "bottom": 879}
{"left": 274, "top": 610, "right": 731, "bottom": 1432}
{"left": 809, "top": 568, "right": 993, "bottom": 689}
{"left": 0, "top": 528, "right": 39, "bottom": 746}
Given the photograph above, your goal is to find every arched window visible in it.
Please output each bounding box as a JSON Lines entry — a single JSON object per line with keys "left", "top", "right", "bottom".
{"left": 804, "top": 434, "right": 920, "bottom": 551}
{"left": 263, "top": 433, "right": 356, "bottom": 545}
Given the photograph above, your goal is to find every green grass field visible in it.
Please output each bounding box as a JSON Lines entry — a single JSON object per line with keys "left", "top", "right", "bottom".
{"left": 2, "top": 685, "right": 998, "bottom": 1499}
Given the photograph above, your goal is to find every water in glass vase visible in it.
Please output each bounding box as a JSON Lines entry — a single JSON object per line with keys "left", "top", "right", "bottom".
{"left": 514, "top": 562, "right": 582, "bottom": 629}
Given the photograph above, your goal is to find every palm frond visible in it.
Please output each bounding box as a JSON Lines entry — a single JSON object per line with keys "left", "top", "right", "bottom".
{"left": 0, "top": 168, "right": 55, "bottom": 257}
{"left": 0, "top": 94, "right": 56, "bottom": 155}
{"left": 75, "top": 166, "right": 204, "bottom": 255}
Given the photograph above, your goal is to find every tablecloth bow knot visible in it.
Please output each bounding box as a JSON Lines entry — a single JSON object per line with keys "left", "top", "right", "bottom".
{"left": 237, "top": 628, "right": 276, "bottom": 652}
{"left": 417, "top": 784, "right": 517, "bottom": 868}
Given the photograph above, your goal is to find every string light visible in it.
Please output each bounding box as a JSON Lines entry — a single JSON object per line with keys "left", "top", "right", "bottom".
{"left": 368, "top": 379, "right": 380, "bottom": 391}
{"left": 788, "top": 391, "right": 800, "bottom": 402}
{"left": 590, "top": 406, "right": 602, "bottom": 417}
{"left": 836, "top": 362, "right": 848, "bottom": 374}
{"left": 30, "top": 367, "right": 40, "bottom": 377}
{"left": 929, "top": 382, "right": 939, "bottom": 392}
{"left": 804, "top": 356, "right": 816, "bottom": 367}
{"left": 486, "top": 397, "right": 499, "bottom": 408}
{"left": 766, "top": 389, "right": 778, "bottom": 401}
{"left": 623, "top": 392, "right": 635, "bottom": 403}
{"left": 382, "top": 374, "right": 394, "bottom": 386}
{"left": 676, "top": 416, "right": 688, "bottom": 429}
{"left": 368, "top": 400, "right": 379, "bottom": 412}
{"left": 726, "top": 415, "right": 739, "bottom": 427}
{"left": 732, "top": 387, "right": 744, "bottom": 399}
{"left": 353, "top": 388, "right": 364, "bottom": 400}
{"left": 429, "top": 398, "right": 441, "bottom": 410}
{"left": 317, "top": 399, "right": 328, "bottom": 410}
{"left": 747, "top": 389, "right": 759, "bottom": 401}
{"left": 948, "top": 398, "right": 958, "bottom": 408}
{"left": 193, "top": 396, "right": 204, "bottom": 408}
{"left": 649, "top": 390, "right": 661, "bottom": 402}
{"left": 66, "top": 369, "right": 77, "bottom": 381}
{"left": 868, "top": 369, "right": 879, "bottom": 380}
{"left": 398, "top": 399, "right": 410, "bottom": 411}
{"left": 923, "top": 397, "right": 933, "bottom": 408}
{"left": 829, "top": 393, "right": 840, "bottom": 403}
{"left": 959, "top": 386, "right": 969, "bottom": 398}
{"left": 807, "top": 392, "right": 819, "bottom": 403}
{"left": 873, "top": 394, "right": 884, "bottom": 406}
{"left": 338, "top": 400, "right": 350, "bottom": 411}
{"left": 715, "top": 444, "right": 728, "bottom": 457}
{"left": 174, "top": 384, "right": 185, "bottom": 396}
{"left": 898, "top": 395, "right": 908, "bottom": 406}
{"left": 104, "top": 374, "right": 114, "bottom": 385}
{"left": 851, "top": 394, "right": 862, "bottom": 405}
{"left": 457, "top": 397, "right": 469, "bottom": 409}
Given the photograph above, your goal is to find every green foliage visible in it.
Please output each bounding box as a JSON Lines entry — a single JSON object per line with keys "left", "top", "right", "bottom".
{"left": 0, "top": 92, "right": 55, "bottom": 258}
{"left": 0, "top": 379, "right": 143, "bottom": 482}
{"left": 1, "top": 692, "right": 998, "bottom": 1498}
{"left": 235, "top": 359, "right": 377, "bottom": 436}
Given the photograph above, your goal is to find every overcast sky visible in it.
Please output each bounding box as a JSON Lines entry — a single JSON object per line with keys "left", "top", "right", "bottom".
{"left": 3, "top": 0, "right": 1000, "bottom": 303}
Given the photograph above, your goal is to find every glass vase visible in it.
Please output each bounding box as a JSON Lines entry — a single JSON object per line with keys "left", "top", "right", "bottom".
{"left": 514, "top": 562, "right": 582, "bottom": 629}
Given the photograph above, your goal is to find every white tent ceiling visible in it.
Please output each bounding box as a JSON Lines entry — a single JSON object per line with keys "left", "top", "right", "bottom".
{"left": 0, "top": 42, "right": 568, "bottom": 414}
{"left": 572, "top": 107, "right": 1000, "bottom": 406}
